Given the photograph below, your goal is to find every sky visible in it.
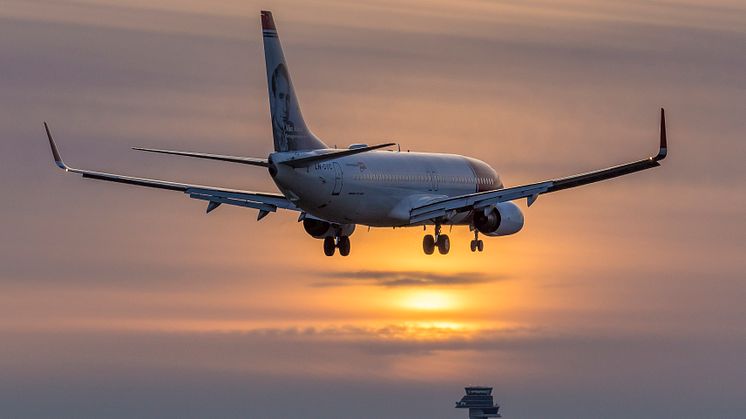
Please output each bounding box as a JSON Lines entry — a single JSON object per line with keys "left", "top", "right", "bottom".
{"left": 0, "top": 0, "right": 744, "bottom": 417}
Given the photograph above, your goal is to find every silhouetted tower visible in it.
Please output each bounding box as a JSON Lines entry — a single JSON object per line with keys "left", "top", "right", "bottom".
{"left": 455, "top": 386, "right": 501, "bottom": 418}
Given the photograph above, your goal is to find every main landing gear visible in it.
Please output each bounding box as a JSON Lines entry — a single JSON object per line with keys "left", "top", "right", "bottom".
{"left": 470, "top": 230, "right": 484, "bottom": 253}
{"left": 422, "top": 225, "right": 485, "bottom": 255}
{"left": 323, "top": 235, "right": 351, "bottom": 257}
{"left": 423, "top": 224, "right": 450, "bottom": 255}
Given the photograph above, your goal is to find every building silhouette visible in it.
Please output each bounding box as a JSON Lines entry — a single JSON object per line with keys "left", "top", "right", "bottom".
{"left": 455, "top": 386, "right": 501, "bottom": 418}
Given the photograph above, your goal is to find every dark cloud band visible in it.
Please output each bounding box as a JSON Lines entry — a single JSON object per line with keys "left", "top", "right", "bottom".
{"left": 312, "top": 270, "right": 509, "bottom": 288}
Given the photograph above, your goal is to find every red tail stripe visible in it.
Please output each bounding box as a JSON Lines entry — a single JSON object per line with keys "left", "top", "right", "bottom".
{"left": 261, "top": 11, "right": 276, "bottom": 30}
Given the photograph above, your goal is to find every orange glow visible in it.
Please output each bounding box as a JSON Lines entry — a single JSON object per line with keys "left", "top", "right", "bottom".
{"left": 399, "top": 290, "right": 459, "bottom": 311}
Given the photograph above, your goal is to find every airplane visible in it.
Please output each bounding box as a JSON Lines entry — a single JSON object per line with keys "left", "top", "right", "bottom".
{"left": 44, "top": 10, "right": 668, "bottom": 257}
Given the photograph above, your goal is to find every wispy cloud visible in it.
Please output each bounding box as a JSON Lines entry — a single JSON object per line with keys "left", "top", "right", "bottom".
{"left": 311, "top": 270, "right": 509, "bottom": 288}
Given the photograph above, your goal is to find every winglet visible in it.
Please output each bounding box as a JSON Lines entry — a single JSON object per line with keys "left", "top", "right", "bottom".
{"left": 44, "top": 122, "right": 68, "bottom": 170}
{"left": 655, "top": 108, "right": 667, "bottom": 161}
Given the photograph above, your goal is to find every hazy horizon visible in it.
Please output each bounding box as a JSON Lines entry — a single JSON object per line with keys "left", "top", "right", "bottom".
{"left": 1, "top": 1, "right": 744, "bottom": 417}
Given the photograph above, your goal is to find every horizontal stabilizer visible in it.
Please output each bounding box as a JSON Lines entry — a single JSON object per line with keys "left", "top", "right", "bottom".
{"left": 280, "top": 143, "right": 395, "bottom": 168}
{"left": 133, "top": 147, "right": 269, "bottom": 167}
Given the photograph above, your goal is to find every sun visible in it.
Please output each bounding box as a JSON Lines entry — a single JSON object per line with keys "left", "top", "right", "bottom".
{"left": 400, "top": 290, "right": 458, "bottom": 311}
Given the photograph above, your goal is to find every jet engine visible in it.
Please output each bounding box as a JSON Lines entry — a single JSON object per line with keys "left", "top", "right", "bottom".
{"left": 303, "top": 218, "right": 355, "bottom": 238}
{"left": 473, "top": 202, "right": 524, "bottom": 237}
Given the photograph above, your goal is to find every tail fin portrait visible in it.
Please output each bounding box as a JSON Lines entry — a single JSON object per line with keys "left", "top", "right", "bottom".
{"left": 261, "top": 11, "right": 327, "bottom": 152}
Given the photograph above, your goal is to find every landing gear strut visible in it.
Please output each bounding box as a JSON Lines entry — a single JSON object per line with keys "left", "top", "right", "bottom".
{"left": 423, "top": 223, "right": 450, "bottom": 255}
{"left": 469, "top": 229, "right": 484, "bottom": 252}
{"left": 323, "top": 235, "right": 351, "bottom": 257}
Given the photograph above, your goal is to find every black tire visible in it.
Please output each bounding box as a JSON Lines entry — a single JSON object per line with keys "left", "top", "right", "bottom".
{"left": 423, "top": 234, "right": 435, "bottom": 255}
{"left": 477, "top": 240, "right": 484, "bottom": 252}
{"left": 338, "top": 236, "right": 351, "bottom": 256}
{"left": 323, "top": 237, "right": 335, "bottom": 256}
{"left": 470, "top": 240, "right": 477, "bottom": 252}
{"left": 437, "top": 234, "right": 450, "bottom": 255}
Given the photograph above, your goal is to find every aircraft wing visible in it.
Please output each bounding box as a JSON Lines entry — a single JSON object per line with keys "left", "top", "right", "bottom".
{"left": 410, "top": 109, "right": 668, "bottom": 224}
{"left": 44, "top": 123, "right": 298, "bottom": 219}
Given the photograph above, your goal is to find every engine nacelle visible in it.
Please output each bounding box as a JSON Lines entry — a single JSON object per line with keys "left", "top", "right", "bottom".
{"left": 303, "top": 219, "right": 355, "bottom": 239}
{"left": 473, "top": 202, "right": 524, "bottom": 237}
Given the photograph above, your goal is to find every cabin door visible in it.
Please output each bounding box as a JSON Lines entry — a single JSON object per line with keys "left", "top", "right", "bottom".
{"left": 428, "top": 170, "right": 439, "bottom": 191}
{"left": 332, "top": 162, "right": 343, "bottom": 195}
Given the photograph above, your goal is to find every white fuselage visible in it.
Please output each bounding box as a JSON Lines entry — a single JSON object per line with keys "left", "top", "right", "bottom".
{"left": 270, "top": 149, "right": 505, "bottom": 227}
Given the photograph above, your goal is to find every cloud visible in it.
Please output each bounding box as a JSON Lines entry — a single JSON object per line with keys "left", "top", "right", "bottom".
{"left": 311, "top": 270, "right": 509, "bottom": 288}
{"left": 3, "top": 325, "right": 745, "bottom": 418}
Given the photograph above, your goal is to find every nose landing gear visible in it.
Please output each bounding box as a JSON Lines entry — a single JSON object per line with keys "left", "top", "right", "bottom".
{"left": 323, "top": 235, "right": 351, "bottom": 257}
{"left": 423, "top": 224, "right": 450, "bottom": 255}
{"left": 469, "top": 230, "right": 484, "bottom": 252}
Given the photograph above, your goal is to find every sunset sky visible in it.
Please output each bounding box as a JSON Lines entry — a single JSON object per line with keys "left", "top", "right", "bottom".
{"left": 1, "top": 1, "right": 744, "bottom": 417}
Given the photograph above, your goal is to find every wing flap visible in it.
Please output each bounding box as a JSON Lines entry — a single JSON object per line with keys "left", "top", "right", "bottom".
{"left": 410, "top": 182, "right": 552, "bottom": 224}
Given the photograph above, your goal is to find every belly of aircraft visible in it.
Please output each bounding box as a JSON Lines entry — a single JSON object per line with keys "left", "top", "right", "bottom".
{"left": 273, "top": 151, "right": 495, "bottom": 227}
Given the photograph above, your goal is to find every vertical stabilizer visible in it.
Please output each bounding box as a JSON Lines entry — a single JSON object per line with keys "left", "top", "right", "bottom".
{"left": 261, "top": 11, "right": 327, "bottom": 152}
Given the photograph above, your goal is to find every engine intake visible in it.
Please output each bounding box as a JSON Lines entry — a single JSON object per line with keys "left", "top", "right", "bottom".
{"left": 473, "top": 202, "right": 524, "bottom": 237}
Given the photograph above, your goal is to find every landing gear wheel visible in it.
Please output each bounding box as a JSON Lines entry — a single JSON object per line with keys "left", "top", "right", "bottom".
{"left": 338, "top": 236, "right": 351, "bottom": 256}
{"left": 423, "top": 234, "right": 435, "bottom": 255}
{"left": 323, "top": 237, "right": 336, "bottom": 256}
{"left": 470, "top": 230, "right": 483, "bottom": 253}
{"left": 437, "top": 234, "right": 450, "bottom": 255}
